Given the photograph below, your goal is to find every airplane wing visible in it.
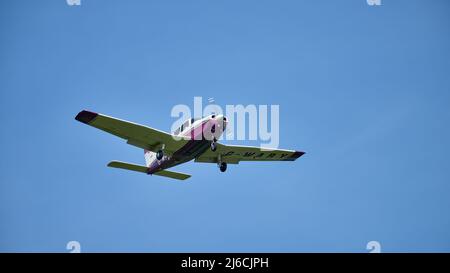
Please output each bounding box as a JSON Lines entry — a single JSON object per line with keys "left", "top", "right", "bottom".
{"left": 195, "top": 143, "right": 305, "bottom": 164}
{"left": 107, "top": 161, "right": 191, "bottom": 180}
{"left": 75, "top": 110, "right": 189, "bottom": 154}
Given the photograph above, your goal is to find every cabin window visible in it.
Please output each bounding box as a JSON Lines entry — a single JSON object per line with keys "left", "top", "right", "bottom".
{"left": 183, "top": 120, "right": 190, "bottom": 131}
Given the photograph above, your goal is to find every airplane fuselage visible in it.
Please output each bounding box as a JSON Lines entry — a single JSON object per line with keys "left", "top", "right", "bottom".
{"left": 145, "top": 115, "right": 226, "bottom": 174}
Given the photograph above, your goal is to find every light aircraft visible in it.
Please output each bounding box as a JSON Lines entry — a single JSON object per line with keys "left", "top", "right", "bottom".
{"left": 75, "top": 110, "right": 305, "bottom": 180}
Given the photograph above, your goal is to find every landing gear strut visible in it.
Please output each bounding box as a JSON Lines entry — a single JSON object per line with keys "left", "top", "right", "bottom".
{"left": 219, "top": 162, "right": 227, "bottom": 172}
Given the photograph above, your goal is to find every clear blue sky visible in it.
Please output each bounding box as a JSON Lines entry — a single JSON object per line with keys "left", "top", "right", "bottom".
{"left": 1, "top": 0, "right": 449, "bottom": 252}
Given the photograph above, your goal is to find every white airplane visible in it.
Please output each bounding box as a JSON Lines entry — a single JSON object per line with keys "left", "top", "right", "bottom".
{"left": 75, "top": 110, "right": 305, "bottom": 180}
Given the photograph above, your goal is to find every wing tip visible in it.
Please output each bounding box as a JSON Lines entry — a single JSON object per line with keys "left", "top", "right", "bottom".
{"left": 285, "top": 150, "right": 305, "bottom": 161}
{"left": 106, "top": 161, "right": 116, "bottom": 167}
{"left": 75, "top": 110, "right": 98, "bottom": 124}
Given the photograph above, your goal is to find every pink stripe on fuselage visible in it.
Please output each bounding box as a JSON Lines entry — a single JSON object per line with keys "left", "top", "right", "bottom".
{"left": 180, "top": 119, "right": 217, "bottom": 141}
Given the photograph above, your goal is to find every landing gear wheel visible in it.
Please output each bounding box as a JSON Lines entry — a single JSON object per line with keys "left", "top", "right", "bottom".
{"left": 156, "top": 150, "right": 164, "bottom": 160}
{"left": 210, "top": 141, "right": 217, "bottom": 152}
{"left": 219, "top": 162, "right": 227, "bottom": 172}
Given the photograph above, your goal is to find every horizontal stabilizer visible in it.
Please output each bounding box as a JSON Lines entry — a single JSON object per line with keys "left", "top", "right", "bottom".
{"left": 107, "top": 161, "right": 190, "bottom": 180}
{"left": 153, "top": 170, "right": 191, "bottom": 180}
{"left": 107, "top": 161, "right": 148, "bottom": 173}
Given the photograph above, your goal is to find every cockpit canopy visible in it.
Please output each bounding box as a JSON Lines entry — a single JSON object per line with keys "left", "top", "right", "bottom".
{"left": 173, "top": 117, "right": 201, "bottom": 135}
